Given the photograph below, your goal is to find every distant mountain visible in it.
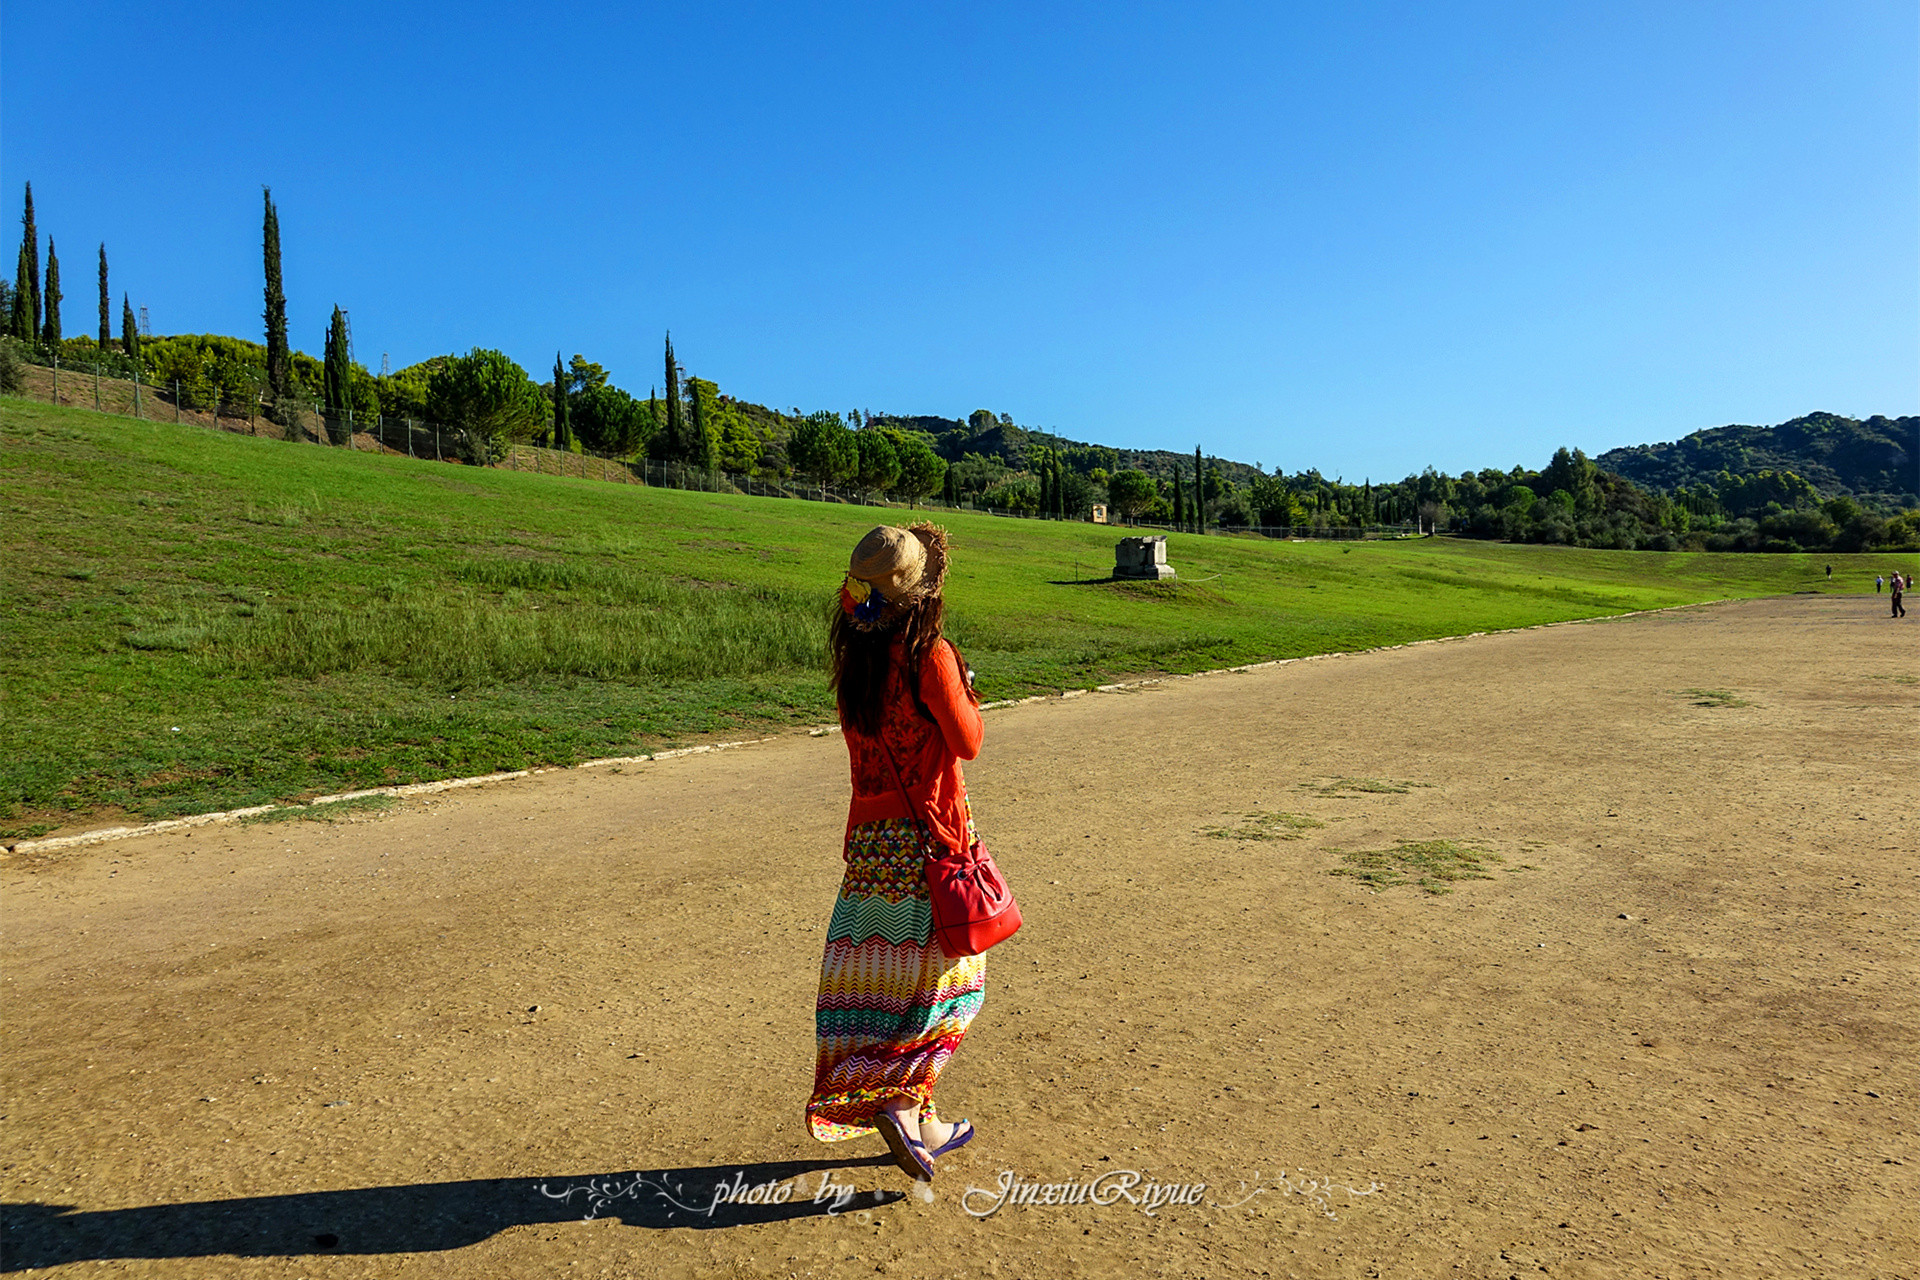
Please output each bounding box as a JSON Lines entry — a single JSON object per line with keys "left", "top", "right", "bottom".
{"left": 866, "top": 410, "right": 1268, "bottom": 487}
{"left": 1596, "top": 413, "right": 1918, "bottom": 512}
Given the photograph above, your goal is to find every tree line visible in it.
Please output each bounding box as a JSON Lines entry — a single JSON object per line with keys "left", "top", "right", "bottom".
{"left": 2, "top": 181, "right": 141, "bottom": 373}
{"left": 4, "top": 181, "right": 1912, "bottom": 552}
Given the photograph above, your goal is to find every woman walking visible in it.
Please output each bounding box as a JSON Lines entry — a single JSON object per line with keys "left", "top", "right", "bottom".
{"left": 807, "top": 523, "right": 985, "bottom": 1181}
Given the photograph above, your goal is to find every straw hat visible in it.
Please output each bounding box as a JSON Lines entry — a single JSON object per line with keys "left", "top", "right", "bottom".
{"left": 840, "top": 523, "right": 950, "bottom": 630}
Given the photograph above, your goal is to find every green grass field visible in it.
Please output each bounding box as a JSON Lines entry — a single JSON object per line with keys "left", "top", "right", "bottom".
{"left": 0, "top": 397, "right": 1871, "bottom": 836}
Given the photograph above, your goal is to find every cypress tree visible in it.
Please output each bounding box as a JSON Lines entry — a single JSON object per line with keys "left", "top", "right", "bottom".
{"left": 323, "top": 306, "right": 350, "bottom": 415}
{"left": 1193, "top": 445, "right": 1205, "bottom": 534}
{"left": 40, "top": 239, "right": 60, "bottom": 346}
{"left": 97, "top": 244, "right": 110, "bottom": 349}
{"left": 16, "top": 183, "right": 39, "bottom": 343}
{"left": 1173, "top": 462, "right": 1185, "bottom": 529}
{"left": 551, "top": 351, "right": 572, "bottom": 451}
{"left": 11, "top": 242, "right": 32, "bottom": 343}
{"left": 663, "top": 332, "right": 685, "bottom": 463}
{"left": 121, "top": 294, "right": 139, "bottom": 365}
{"left": 262, "top": 188, "right": 290, "bottom": 404}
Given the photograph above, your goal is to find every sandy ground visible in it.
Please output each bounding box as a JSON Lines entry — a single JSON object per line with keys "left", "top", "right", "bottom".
{"left": 2, "top": 595, "right": 1915, "bottom": 1280}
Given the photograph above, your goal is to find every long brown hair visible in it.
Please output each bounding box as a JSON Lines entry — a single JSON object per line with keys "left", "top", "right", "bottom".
{"left": 829, "top": 594, "right": 947, "bottom": 736}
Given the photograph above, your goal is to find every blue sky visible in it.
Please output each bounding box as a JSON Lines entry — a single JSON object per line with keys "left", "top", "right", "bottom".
{"left": 3, "top": 1, "right": 1913, "bottom": 480}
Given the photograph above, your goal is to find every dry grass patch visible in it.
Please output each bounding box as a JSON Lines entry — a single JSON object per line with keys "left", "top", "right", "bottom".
{"left": 1680, "top": 688, "right": 1751, "bottom": 708}
{"left": 1329, "top": 838, "right": 1504, "bottom": 894}
{"left": 1202, "top": 810, "right": 1326, "bottom": 841}
{"left": 1306, "top": 776, "right": 1434, "bottom": 796}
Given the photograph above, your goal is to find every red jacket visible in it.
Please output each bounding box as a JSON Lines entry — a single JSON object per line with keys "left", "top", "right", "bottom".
{"left": 842, "top": 637, "right": 983, "bottom": 855}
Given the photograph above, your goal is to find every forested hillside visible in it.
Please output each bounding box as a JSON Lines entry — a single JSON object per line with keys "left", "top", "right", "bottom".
{"left": 5, "top": 181, "right": 1914, "bottom": 557}
{"left": 1598, "top": 413, "right": 1918, "bottom": 512}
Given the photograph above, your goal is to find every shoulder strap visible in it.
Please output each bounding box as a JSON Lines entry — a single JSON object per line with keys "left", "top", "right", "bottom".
{"left": 876, "top": 738, "right": 941, "bottom": 860}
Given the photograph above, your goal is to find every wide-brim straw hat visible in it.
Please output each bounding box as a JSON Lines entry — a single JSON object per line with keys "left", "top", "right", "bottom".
{"left": 839, "top": 522, "right": 950, "bottom": 631}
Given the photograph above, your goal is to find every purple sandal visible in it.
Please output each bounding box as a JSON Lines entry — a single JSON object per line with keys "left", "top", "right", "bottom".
{"left": 928, "top": 1118, "right": 975, "bottom": 1158}
{"left": 874, "top": 1110, "right": 935, "bottom": 1181}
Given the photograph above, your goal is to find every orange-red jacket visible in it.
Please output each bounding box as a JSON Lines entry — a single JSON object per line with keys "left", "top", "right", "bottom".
{"left": 841, "top": 637, "right": 983, "bottom": 855}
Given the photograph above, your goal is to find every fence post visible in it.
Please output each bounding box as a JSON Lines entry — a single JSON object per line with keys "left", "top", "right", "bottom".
{"left": 51, "top": 352, "right": 58, "bottom": 404}
{"left": 133, "top": 367, "right": 141, "bottom": 418}
{"left": 94, "top": 360, "right": 101, "bottom": 410}
{"left": 173, "top": 381, "right": 180, "bottom": 424}
{"left": 434, "top": 420, "right": 440, "bottom": 461}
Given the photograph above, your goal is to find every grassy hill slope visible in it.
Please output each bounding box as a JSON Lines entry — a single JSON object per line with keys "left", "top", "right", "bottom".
{"left": 2, "top": 396, "right": 1878, "bottom": 836}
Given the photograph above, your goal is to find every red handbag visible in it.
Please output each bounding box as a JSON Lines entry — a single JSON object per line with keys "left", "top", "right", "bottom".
{"left": 880, "top": 744, "right": 1022, "bottom": 957}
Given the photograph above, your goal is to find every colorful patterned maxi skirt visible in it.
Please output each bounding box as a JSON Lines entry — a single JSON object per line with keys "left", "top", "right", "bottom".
{"left": 807, "top": 817, "right": 987, "bottom": 1141}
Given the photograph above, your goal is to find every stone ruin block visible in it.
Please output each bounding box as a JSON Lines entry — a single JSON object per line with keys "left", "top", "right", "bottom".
{"left": 1113, "top": 535, "right": 1176, "bottom": 580}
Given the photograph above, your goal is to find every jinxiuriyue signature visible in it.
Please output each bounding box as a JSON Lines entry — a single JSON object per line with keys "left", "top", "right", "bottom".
{"left": 537, "top": 1166, "right": 1384, "bottom": 1223}
{"left": 960, "top": 1168, "right": 1386, "bottom": 1219}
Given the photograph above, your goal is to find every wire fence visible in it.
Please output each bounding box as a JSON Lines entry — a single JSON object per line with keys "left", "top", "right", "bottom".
{"left": 7, "top": 352, "right": 1414, "bottom": 540}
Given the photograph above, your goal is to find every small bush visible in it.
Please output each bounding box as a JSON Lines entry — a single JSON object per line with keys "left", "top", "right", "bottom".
{"left": 0, "top": 336, "right": 25, "bottom": 394}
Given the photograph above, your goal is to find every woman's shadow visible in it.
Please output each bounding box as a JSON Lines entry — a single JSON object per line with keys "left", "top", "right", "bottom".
{"left": 0, "top": 1156, "right": 903, "bottom": 1270}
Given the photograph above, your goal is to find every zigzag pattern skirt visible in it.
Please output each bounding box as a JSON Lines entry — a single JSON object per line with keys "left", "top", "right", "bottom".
{"left": 807, "top": 816, "right": 988, "bottom": 1141}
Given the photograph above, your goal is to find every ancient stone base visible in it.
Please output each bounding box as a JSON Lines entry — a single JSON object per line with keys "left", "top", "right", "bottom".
{"left": 1114, "top": 535, "right": 1176, "bottom": 580}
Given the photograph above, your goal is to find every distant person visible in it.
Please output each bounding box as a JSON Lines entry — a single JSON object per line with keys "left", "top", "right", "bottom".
{"left": 1826, "top": 564, "right": 1832, "bottom": 580}
{"left": 1876, "top": 576, "right": 1884, "bottom": 593}
{"left": 1894, "top": 577, "right": 1907, "bottom": 619}
{"left": 809, "top": 523, "right": 988, "bottom": 1181}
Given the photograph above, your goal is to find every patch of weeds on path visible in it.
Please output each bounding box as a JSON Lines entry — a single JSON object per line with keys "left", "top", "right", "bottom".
{"left": 243, "top": 795, "right": 398, "bottom": 825}
{"left": 1329, "top": 839, "right": 1503, "bottom": 894}
{"left": 1304, "top": 777, "right": 1435, "bottom": 797}
{"left": 1680, "top": 688, "right": 1751, "bottom": 708}
{"left": 1862, "top": 673, "right": 1918, "bottom": 685}
{"left": 1203, "top": 811, "right": 1326, "bottom": 841}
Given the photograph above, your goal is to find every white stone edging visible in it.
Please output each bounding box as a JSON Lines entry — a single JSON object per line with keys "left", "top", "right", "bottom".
{"left": 6, "top": 740, "right": 776, "bottom": 856}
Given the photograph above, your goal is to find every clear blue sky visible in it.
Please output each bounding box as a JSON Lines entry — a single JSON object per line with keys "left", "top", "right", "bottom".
{"left": 4, "top": 1, "right": 1913, "bottom": 480}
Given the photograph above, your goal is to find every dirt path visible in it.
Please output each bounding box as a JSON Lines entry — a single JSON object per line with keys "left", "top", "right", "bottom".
{"left": 3, "top": 596, "right": 1915, "bottom": 1279}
